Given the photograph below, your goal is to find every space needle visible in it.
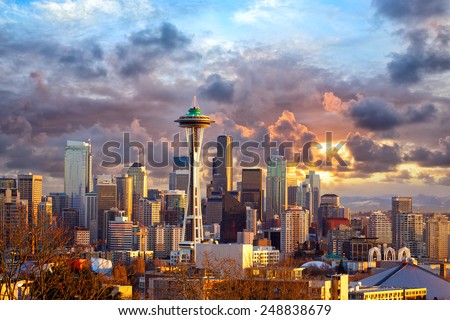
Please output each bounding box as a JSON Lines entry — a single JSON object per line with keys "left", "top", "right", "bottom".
{"left": 175, "top": 96, "right": 214, "bottom": 262}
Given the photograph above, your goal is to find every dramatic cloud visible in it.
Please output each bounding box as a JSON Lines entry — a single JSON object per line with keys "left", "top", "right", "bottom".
{"left": 346, "top": 132, "right": 402, "bottom": 173}
{"left": 388, "top": 28, "right": 450, "bottom": 84}
{"left": 405, "top": 136, "right": 450, "bottom": 167}
{"left": 344, "top": 97, "right": 438, "bottom": 131}
{"left": 322, "top": 92, "right": 346, "bottom": 112}
{"left": 349, "top": 98, "right": 403, "bottom": 131}
{"left": 116, "top": 22, "right": 199, "bottom": 78}
{"left": 198, "top": 74, "right": 234, "bottom": 103}
{"left": 372, "top": 0, "right": 449, "bottom": 22}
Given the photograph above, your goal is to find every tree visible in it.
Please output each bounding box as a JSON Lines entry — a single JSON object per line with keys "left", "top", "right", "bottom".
{"left": 1, "top": 208, "right": 118, "bottom": 300}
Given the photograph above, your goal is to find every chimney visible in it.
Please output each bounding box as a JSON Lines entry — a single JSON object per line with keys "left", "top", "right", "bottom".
{"left": 440, "top": 263, "right": 447, "bottom": 279}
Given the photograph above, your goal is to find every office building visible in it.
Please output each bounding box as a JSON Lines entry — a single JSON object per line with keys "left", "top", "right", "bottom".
{"left": 64, "top": 140, "right": 93, "bottom": 227}
{"left": 85, "top": 192, "right": 98, "bottom": 245}
{"left": 17, "top": 173, "right": 43, "bottom": 228}
{"left": 127, "top": 162, "right": 148, "bottom": 221}
{"left": 107, "top": 216, "right": 133, "bottom": 251}
{"left": 425, "top": 213, "right": 449, "bottom": 261}
{"left": 392, "top": 196, "right": 412, "bottom": 215}
{"left": 368, "top": 211, "right": 392, "bottom": 244}
{"left": 161, "top": 189, "right": 186, "bottom": 225}
{"left": 280, "top": 207, "right": 309, "bottom": 255}
{"left": 138, "top": 198, "right": 161, "bottom": 227}
{"left": 96, "top": 175, "right": 117, "bottom": 247}
{"left": 220, "top": 191, "right": 246, "bottom": 243}
{"left": 241, "top": 168, "right": 263, "bottom": 221}
{"left": 116, "top": 175, "right": 133, "bottom": 221}
{"left": 0, "top": 188, "right": 28, "bottom": 246}
{"left": 212, "top": 135, "right": 233, "bottom": 193}
{"left": 303, "top": 171, "right": 320, "bottom": 227}
{"left": 0, "top": 177, "right": 16, "bottom": 189}
{"left": 266, "top": 154, "right": 287, "bottom": 220}
{"left": 394, "top": 212, "right": 424, "bottom": 257}
{"left": 37, "top": 196, "right": 53, "bottom": 230}
{"left": 205, "top": 191, "right": 223, "bottom": 224}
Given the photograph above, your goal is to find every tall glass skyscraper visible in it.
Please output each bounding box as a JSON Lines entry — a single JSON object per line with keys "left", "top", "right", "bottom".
{"left": 212, "top": 135, "right": 233, "bottom": 193}
{"left": 64, "top": 140, "right": 93, "bottom": 227}
{"left": 266, "top": 154, "right": 287, "bottom": 220}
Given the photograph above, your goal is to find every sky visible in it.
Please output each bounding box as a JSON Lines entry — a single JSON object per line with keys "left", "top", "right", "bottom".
{"left": 0, "top": 0, "right": 449, "bottom": 198}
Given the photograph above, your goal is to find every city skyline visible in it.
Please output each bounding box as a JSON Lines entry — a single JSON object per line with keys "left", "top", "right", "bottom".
{"left": 0, "top": 0, "right": 450, "bottom": 200}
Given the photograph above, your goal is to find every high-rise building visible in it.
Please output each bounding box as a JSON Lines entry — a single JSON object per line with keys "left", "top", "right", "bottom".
{"left": 49, "top": 192, "right": 69, "bottom": 219}
{"left": 62, "top": 208, "right": 79, "bottom": 234}
{"left": 85, "top": 192, "right": 98, "bottom": 245}
{"left": 220, "top": 191, "right": 246, "bottom": 243}
{"left": 394, "top": 212, "right": 424, "bottom": 257}
{"left": 241, "top": 168, "right": 263, "bottom": 221}
{"left": 17, "top": 173, "right": 43, "bottom": 229}
{"left": 317, "top": 194, "right": 350, "bottom": 238}
{"left": 107, "top": 216, "right": 133, "bottom": 251}
{"left": 425, "top": 213, "right": 449, "bottom": 261}
{"left": 161, "top": 190, "right": 186, "bottom": 225}
{"left": 96, "top": 175, "right": 117, "bottom": 247}
{"left": 37, "top": 196, "right": 53, "bottom": 230}
{"left": 392, "top": 196, "right": 412, "bottom": 215}
{"left": 175, "top": 97, "right": 214, "bottom": 260}
{"left": 116, "top": 174, "right": 133, "bottom": 221}
{"left": 212, "top": 135, "right": 233, "bottom": 193}
{"left": 266, "top": 154, "right": 287, "bottom": 220}
{"left": 169, "top": 156, "right": 189, "bottom": 193}
{"left": 392, "top": 196, "right": 413, "bottom": 251}
{"left": 127, "top": 162, "right": 148, "bottom": 198}
{"left": 127, "top": 162, "right": 148, "bottom": 221}
{"left": 246, "top": 206, "right": 257, "bottom": 234}
{"left": 368, "top": 211, "right": 392, "bottom": 244}
{"left": 304, "top": 171, "right": 320, "bottom": 226}
{"left": 0, "top": 188, "right": 28, "bottom": 246}
{"left": 138, "top": 198, "right": 161, "bottom": 227}
{"left": 286, "top": 163, "right": 298, "bottom": 188}
{"left": 281, "top": 207, "right": 309, "bottom": 255}
{"left": 205, "top": 191, "right": 223, "bottom": 224}
{"left": 64, "top": 140, "right": 93, "bottom": 227}
{"left": 0, "top": 177, "right": 16, "bottom": 189}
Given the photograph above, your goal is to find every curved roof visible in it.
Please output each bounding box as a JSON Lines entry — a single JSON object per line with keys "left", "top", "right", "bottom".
{"left": 301, "top": 261, "right": 332, "bottom": 268}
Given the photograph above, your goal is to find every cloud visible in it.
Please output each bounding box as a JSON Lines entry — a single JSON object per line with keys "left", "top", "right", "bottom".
{"left": 405, "top": 136, "right": 450, "bottom": 167}
{"left": 387, "top": 27, "right": 450, "bottom": 84}
{"left": 344, "top": 96, "right": 438, "bottom": 131}
{"left": 322, "top": 92, "right": 346, "bottom": 112}
{"left": 198, "top": 74, "right": 234, "bottom": 103}
{"left": 233, "top": 0, "right": 287, "bottom": 24}
{"left": 33, "top": 0, "right": 155, "bottom": 23}
{"left": 438, "top": 173, "right": 450, "bottom": 186}
{"left": 348, "top": 97, "right": 403, "bottom": 131}
{"left": 382, "top": 169, "right": 412, "bottom": 182}
{"left": 346, "top": 132, "right": 402, "bottom": 173}
{"left": 116, "top": 22, "right": 199, "bottom": 78}
{"left": 372, "top": 0, "right": 449, "bottom": 23}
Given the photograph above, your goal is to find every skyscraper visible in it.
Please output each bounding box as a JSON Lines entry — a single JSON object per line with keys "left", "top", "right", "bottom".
{"left": 175, "top": 96, "right": 214, "bottom": 259}
{"left": 116, "top": 174, "right": 133, "bottom": 221}
{"left": 169, "top": 156, "right": 189, "bottom": 193}
{"left": 127, "top": 162, "right": 148, "bottom": 221}
{"left": 281, "top": 207, "right": 309, "bottom": 255}
{"left": 212, "top": 135, "right": 233, "bottom": 193}
{"left": 266, "top": 154, "right": 287, "bottom": 220}
{"left": 64, "top": 140, "right": 93, "bottom": 227}
{"left": 392, "top": 196, "right": 413, "bottom": 250}
{"left": 425, "top": 213, "right": 449, "bottom": 261}
{"left": 394, "top": 212, "right": 424, "bottom": 257}
{"left": 17, "top": 173, "right": 43, "bottom": 229}
{"left": 241, "top": 168, "right": 263, "bottom": 221}
{"left": 95, "top": 174, "right": 117, "bottom": 248}
{"left": 304, "top": 170, "right": 320, "bottom": 226}
{"left": 368, "top": 211, "right": 392, "bottom": 244}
